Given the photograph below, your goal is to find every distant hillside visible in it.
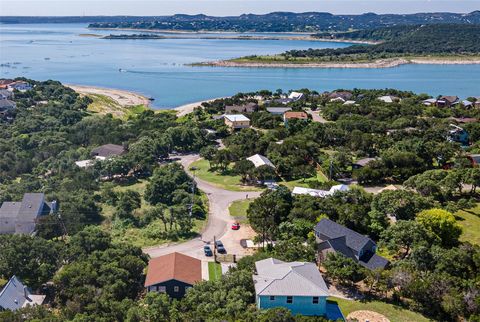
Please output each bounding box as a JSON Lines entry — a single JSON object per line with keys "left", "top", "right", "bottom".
{"left": 4, "top": 11, "right": 478, "bottom": 32}
{"left": 86, "top": 11, "right": 480, "bottom": 32}
{"left": 285, "top": 24, "right": 480, "bottom": 58}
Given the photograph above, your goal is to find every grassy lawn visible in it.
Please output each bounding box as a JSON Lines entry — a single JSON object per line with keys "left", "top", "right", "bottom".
{"left": 330, "top": 297, "right": 431, "bottom": 322}
{"left": 208, "top": 262, "right": 222, "bottom": 281}
{"left": 86, "top": 93, "right": 149, "bottom": 119}
{"left": 456, "top": 204, "right": 480, "bottom": 245}
{"left": 190, "top": 159, "right": 262, "bottom": 192}
{"left": 99, "top": 180, "right": 208, "bottom": 248}
{"left": 282, "top": 169, "right": 328, "bottom": 190}
{"left": 228, "top": 199, "right": 253, "bottom": 223}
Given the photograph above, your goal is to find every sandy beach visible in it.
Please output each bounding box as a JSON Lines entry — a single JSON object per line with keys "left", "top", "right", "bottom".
{"left": 174, "top": 97, "right": 225, "bottom": 116}
{"left": 199, "top": 57, "right": 480, "bottom": 69}
{"left": 68, "top": 84, "right": 151, "bottom": 107}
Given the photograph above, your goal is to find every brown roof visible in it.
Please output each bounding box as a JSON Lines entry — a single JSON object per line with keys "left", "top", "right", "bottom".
{"left": 284, "top": 111, "right": 308, "bottom": 120}
{"left": 439, "top": 96, "right": 459, "bottom": 103}
{"left": 0, "top": 79, "right": 15, "bottom": 86}
{"left": 145, "top": 253, "right": 202, "bottom": 287}
{"left": 91, "top": 144, "right": 126, "bottom": 158}
{"left": 225, "top": 102, "right": 258, "bottom": 114}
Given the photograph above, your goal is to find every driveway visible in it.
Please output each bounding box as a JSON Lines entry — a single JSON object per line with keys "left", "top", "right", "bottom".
{"left": 144, "top": 154, "right": 262, "bottom": 259}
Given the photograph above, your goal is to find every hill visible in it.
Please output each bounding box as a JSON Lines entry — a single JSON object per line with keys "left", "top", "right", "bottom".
{"left": 4, "top": 11, "right": 479, "bottom": 32}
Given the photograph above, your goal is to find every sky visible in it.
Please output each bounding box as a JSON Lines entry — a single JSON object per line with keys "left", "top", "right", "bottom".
{"left": 1, "top": 0, "right": 479, "bottom": 16}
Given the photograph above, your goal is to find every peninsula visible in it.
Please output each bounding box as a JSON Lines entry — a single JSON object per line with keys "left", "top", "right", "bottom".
{"left": 199, "top": 24, "right": 480, "bottom": 68}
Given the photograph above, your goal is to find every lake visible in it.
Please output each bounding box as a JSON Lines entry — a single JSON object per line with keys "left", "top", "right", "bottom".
{"left": 1, "top": 23, "right": 479, "bottom": 108}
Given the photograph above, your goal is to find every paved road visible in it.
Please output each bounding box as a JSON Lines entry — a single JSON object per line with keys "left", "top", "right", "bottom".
{"left": 144, "top": 154, "right": 262, "bottom": 259}
{"left": 306, "top": 109, "right": 330, "bottom": 124}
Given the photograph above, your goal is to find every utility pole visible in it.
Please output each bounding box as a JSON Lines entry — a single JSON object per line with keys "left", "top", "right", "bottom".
{"left": 329, "top": 159, "right": 333, "bottom": 181}
{"left": 189, "top": 167, "right": 197, "bottom": 217}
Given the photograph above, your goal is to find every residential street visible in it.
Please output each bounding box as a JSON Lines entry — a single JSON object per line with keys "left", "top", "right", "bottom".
{"left": 143, "top": 154, "right": 262, "bottom": 259}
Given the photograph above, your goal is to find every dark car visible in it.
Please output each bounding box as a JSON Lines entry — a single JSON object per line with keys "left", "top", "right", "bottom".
{"left": 203, "top": 245, "right": 213, "bottom": 257}
{"left": 215, "top": 240, "right": 226, "bottom": 254}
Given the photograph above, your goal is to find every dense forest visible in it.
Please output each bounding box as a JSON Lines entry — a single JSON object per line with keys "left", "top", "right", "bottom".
{"left": 249, "top": 24, "right": 480, "bottom": 62}
{"left": 81, "top": 11, "right": 480, "bottom": 32}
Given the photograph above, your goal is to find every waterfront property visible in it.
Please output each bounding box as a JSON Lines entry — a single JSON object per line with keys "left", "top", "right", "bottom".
{"left": 0, "top": 276, "right": 45, "bottom": 311}
{"left": 377, "top": 95, "right": 400, "bottom": 103}
{"left": 7, "top": 81, "right": 33, "bottom": 92}
{"left": 328, "top": 91, "right": 353, "bottom": 103}
{"left": 224, "top": 114, "right": 250, "bottom": 130}
{"left": 436, "top": 95, "right": 459, "bottom": 108}
{"left": 0, "top": 193, "right": 56, "bottom": 235}
{"left": 0, "top": 79, "right": 15, "bottom": 89}
{"left": 288, "top": 91, "right": 304, "bottom": 101}
{"left": 253, "top": 258, "right": 330, "bottom": 316}
{"left": 145, "top": 252, "right": 202, "bottom": 299}
{"left": 315, "top": 218, "right": 389, "bottom": 270}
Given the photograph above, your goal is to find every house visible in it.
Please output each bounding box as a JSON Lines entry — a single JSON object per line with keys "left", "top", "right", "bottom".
{"left": 436, "top": 96, "right": 459, "bottom": 108}
{"left": 0, "top": 99, "right": 16, "bottom": 117}
{"left": 328, "top": 91, "right": 352, "bottom": 103}
{"left": 0, "top": 193, "right": 56, "bottom": 235}
{"left": 266, "top": 107, "right": 292, "bottom": 115}
{"left": 253, "top": 258, "right": 330, "bottom": 316}
{"left": 0, "top": 276, "right": 45, "bottom": 311}
{"left": 246, "top": 154, "right": 275, "bottom": 168}
{"left": 377, "top": 95, "right": 400, "bottom": 103}
{"left": 422, "top": 98, "right": 437, "bottom": 106}
{"left": 7, "top": 81, "right": 33, "bottom": 92}
{"left": 462, "top": 100, "right": 474, "bottom": 108}
{"left": 224, "top": 114, "right": 250, "bottom": 130}
{"left": 0, "top": 79, "right": 15, "bottom": 89}
{"left": 145, "top": 252, "right": 202, "bottom": 299}
{"left": 352, "top": 157, "right": 377, "bottom": 169}
{"left": 91, "top": 144, "right": 127, "bottom": 160}
{"left": 224, "top": 102, "right": 258, "bottom": 114}
{"left": 448, "top": 124, "right": 469, "bottom": 146}
{"left": 271, "top": 98, "right": 293, "bottom": 105}
{"left": 315, "top": 218, "right": 389, "bottom": 270}
{"left": 292, "top": 184, "right": 349, "bottom": 198}
{"left": 343, "top": 100, "right": 356, "bottom": 106}
{"left": 0, "top": 89, "right": 13, "bottom": 100}
{"left": 475, "top": 97, "right": 480, "bottom": 108}
{"left": 288, "top": 92, "right": 304, "bottom": 101}
{"left": 283, "top": 111, "right": 308, "bottom": 125}
{"left": 75, "top": 160, "right": 94, "bottom": 168}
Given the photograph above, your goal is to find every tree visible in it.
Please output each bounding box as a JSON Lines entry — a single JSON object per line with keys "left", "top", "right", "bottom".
{"left": 380, "top": 220, "right": 429, "bottom": 258}
{"left": 213, "top": 149, "right": 232, "bottom": 172}
{"left": 371, "top": 190, "right": 434, "bottom": 220}
{"left": 144, "top": 163, "right": 193, "bottom": 206}
{"left": 116, "top": 190, "right": 142, "bottom": 221}
{"left": 416, "top": 208, "right": 462, "bottom": 247}
{"left": 126, "top": 292, "right": 172, "bottom": 322}
{"left": 323, "top": 252, "right": 367, "bottom": 285}
{"left": 199, "top": 145, "right": 217, "bottom": 169}
{"left": 233, "top": 159, "right": 255, "bottom": 184}
{"left": 0, "top": 235, "right": 63, "bottom": 288}
{"left": 247, "top": 186, "right": 292, "bottom": 242}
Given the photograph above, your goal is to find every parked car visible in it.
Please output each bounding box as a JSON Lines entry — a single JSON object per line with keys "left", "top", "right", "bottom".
{"left": 215, "top": 240, "right": 226, "bottom": 253}
{"left": 204, "top": 245, "right": 213, "bottom": 256}
{"left": 231, "top": 222, "right": 240, "bottom": 230}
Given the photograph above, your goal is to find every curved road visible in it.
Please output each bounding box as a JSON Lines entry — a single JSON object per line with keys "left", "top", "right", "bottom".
{"left": 144, "top": 154, "right": 262, "bottom": 259}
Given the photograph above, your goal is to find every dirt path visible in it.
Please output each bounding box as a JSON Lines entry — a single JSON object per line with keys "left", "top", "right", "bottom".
{"left": 143, "top": 154, "right": 262, "bottom": 259}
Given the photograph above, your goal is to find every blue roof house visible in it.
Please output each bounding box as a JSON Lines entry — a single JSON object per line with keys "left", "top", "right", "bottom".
{"left": 252, "top": 258, "right": 330, "bottom": 316}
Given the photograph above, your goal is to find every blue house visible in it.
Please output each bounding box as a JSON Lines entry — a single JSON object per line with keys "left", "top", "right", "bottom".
{"left": 253, "top": 258, "right": 330, "bottom": 316}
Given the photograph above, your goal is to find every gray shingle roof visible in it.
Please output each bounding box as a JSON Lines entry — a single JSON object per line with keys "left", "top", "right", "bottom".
{"left": 0, "top": 99, "right": 16, "bottom": 110}
{"left": 253, "top": 258, "right": 329, "bottom": 297}
{"left": 0, "top": 202, "right": 22, "bottom": 219}
{"left": 0, "top": 276, "right": 31, "bottom": 311}
{"left": 17, "top": 193, "right": 45, "bottom": 221}
{"left": 360, "top": 253, "right": 390, "bottom": 271}
{"left": 315, "top": 218, "right": 370, "bottom": 253}
{"left": 91, "top": 144, "right": 126, "bottom": 158}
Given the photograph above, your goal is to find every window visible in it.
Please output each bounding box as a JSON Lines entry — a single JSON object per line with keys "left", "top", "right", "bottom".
{"left": 174, "top": 286, "right": 180, "bottom": 292}
{"left": 270, "top": 296, "right": 275, "bottom": 301}
{"left": 158, "top": 286, "right": 166, "bottom": 293}
{"left": 312, "top": 297, "right": 319, "bottom": 304}
{"left": 286, "top": 296, "right": 293, "bottom": 304}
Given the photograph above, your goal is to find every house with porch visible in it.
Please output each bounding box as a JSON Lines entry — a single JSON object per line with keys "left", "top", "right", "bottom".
{"left": 436, "top": 96, "right": 459, "bottom": 108}
{"left": 315, "top": 218, "right": 389, "bottom": 270}
{"left": 224, "top": 114, "right": 250, "bottom": 130}
{"left": 253, "top": 258, "right": 331, "bottom": 316}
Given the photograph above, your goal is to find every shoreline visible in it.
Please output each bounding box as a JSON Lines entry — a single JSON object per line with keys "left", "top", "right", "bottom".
{"left": 89, "top": 28, "right": 374, "bottom": 44}
{"left": 174, "top": 97, "right": 225, "bottom": 116}
{"left": 67, "top": 84, "right": 152, "bottom": 107}
{"left": 197, "top": 57, "right": 480, "bottom": 69}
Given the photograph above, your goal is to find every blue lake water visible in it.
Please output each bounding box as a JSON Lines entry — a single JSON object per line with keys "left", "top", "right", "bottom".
{"left": 1, "top": 23, "right": 479, "bottom": 108}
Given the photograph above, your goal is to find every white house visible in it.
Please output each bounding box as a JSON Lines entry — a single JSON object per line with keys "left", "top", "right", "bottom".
{"left": 246, "top": 154, "right": 275, "bottom": 168}
{"left": 7, "top": 81, "right": 33, "bottom": 92}
{"left": 377, "top": 95, "right": 400, "bottom": 103}
{"left": 292, "top": 184, "right": 349, "bottom": 198}
{"left": 288, "top": 92, "right": 304, "bottom": 101}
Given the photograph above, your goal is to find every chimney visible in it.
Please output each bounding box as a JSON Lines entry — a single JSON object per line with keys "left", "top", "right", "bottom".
{"left": 24, "top": 286, "right": 30, "bottom": 301}
{"left": 51, "top": 200, "right": 57, "bottom": 213}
